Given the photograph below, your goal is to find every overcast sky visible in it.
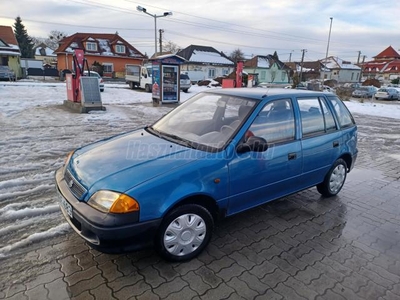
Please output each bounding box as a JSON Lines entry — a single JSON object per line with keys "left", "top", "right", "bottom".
{"left": 1, "top": 0, "right": 399, "bottom": 63}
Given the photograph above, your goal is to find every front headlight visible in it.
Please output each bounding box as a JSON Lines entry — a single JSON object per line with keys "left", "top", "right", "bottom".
{"left": 88, "top": 190, "right": 139, "bottom": 214}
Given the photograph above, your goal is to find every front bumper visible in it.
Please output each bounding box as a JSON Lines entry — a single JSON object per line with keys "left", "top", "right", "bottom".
{"left": 55, "top": 167, "right": 161, "bottom": 252}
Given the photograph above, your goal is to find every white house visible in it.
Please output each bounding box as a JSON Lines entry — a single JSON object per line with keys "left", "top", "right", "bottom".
{"left": 320, "top": 56, "right": 361, "bottom": 83}
{"left": 176, "top": 45, "right": 234, "bottom": 82}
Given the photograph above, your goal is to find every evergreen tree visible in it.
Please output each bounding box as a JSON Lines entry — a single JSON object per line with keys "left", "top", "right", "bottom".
{"left": 13, "top": 16, "right": 34, "bottom": 58}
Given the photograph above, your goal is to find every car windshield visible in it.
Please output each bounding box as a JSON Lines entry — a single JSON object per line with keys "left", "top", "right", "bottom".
{"left": 180, "top": 74, "right": 189, "bottom": 80}
{"left": 149, "top": 92, "right": 256, "bottom": 151}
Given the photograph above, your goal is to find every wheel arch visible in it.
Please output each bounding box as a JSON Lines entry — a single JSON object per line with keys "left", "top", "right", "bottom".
{"left": 339, "top": 153, "right": 352, "bottom": 172}
{"left": 162, "top": 194, "right": 222, "bottom": 222}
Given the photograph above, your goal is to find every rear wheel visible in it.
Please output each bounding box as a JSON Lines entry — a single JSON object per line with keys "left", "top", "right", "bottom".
{"left": 155, "top": 204, "right": 213, "bottom": 262}
{"left": 317, "top": 159, "right": 347, "bottom": 197}
{"left": 182, "top": 88, "right": 189, "bottom": 93}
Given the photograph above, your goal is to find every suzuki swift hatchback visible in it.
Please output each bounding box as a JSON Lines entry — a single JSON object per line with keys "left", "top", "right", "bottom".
{"left": 55, "top": 88, "right": 358, "bottom": 261}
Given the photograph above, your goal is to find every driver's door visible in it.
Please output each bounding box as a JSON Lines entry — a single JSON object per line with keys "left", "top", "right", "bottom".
{"left": 227, "top": 98, "right": 303, "bottom": 215}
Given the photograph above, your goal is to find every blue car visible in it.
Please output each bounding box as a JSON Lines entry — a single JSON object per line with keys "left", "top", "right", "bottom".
{"left": 55, "top": 88, "right": 358, "bottom": 261}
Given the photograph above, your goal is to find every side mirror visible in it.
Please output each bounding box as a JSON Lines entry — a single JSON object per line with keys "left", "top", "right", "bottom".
{"left": 143, "top": 74, "right": 147, "bottom": 78}
{"left": 236, "top": 136, "right": 268, "bottom": 154}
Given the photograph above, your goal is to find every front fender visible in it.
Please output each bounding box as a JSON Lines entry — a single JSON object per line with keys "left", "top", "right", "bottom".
{"left": 128, "top": 156, "right": 229, "bottom": 221}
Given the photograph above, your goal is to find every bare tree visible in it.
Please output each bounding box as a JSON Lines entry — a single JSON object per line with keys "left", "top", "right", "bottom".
{"left": 229, "top": 48, "right": 245, "bottom": 64}
{"left": 162, "top": 41, "right": 181, "bottom": 54}
{"left": 46, "top": 30, "right": 67, "bottom": 50}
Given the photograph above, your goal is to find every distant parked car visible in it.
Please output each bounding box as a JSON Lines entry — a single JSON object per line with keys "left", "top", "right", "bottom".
{"left": 352, "top": 86, "right": 377, "bottom": 98}
{"left": 322, "top": 85, "right": 336, "bottom": 93}
{"left": 374, "top": 88, "right": 399, "bottom": 100}
{"left": 180, "top": 73, "right": 191, "bottom": 93}
{"left": 83, "top": 70, "right": 104, "bottom": 92}
{"left": 0, "top": 66, "right": 16, "bottom": 81}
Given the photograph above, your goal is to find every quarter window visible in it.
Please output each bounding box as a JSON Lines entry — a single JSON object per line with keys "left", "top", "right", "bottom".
{"left": 328, "top": 96, "right": 355, "bottom": 128}
{"left": 248, "top": 99, "right": 295, "bottom": 143}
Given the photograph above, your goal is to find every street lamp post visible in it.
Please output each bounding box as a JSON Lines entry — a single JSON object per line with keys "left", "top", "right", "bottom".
{"left": 137, "top": 6, "right": 172, "bottom": 57}
{"left": 324, "top": 17, "right": 333, "bottom": 80}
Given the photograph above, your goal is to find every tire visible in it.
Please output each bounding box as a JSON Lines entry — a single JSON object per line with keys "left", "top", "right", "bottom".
{"left": 155, "top": 204, "right": 213, "bottom": 262}
{"left": 182, "top": 88, "right": 189, "bottom": 93}
{"left": 129, "top": 82, "right": 135, "bottom": 90}
{"left": 145, "top": 84, "right": 151, "bottom": 93}
{"left": 317, "top": 158, "right": 347, "bottom": 197}
{"left": 100, "top": 89, "right": 104, "bottom": 92}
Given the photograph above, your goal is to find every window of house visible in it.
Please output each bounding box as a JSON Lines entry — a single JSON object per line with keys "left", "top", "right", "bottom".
{"left": 356, "top": 73, "right": 359, "bottom": 80}
{"left": 115, "top": 44, "right": 125, "bottom": 54}
{"left": 103, "top": 63, "right": 113, "bottom": 73}
{"left": 351, "top": 72, "right": 354, "bottom": 80}
{"left": 86, "top": 42, "right": 97, "bottom": 51}
{"left": 208, "top": 68, "right": 215, "bottom": 78}
{"left": 333, "top": 72, "right": 337, "bottom": 75}
{"left": 281, "top": 72, "right": 285, "bottom": 81}
{"left": 260, "top": 71, "right": 266, "bottom": 81}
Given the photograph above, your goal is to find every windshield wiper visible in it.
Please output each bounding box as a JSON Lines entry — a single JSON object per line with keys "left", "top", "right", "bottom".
{"left": 159, "top": 132, "right": 197, "bottom": 149}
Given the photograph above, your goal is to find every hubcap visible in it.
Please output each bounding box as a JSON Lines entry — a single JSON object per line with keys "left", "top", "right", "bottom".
{"left": 329, "top": 164, "right": 346, "bottom": 194}
{"left": 164, "top": 213, "right": 206, "bottom": 256}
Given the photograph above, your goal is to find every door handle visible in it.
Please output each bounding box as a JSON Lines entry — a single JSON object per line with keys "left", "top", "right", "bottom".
{"left": 288, "top": 153, "right": 297, "bottom": 160}
{"left": 333, "top": 141, "right": 339, "bottom": 148}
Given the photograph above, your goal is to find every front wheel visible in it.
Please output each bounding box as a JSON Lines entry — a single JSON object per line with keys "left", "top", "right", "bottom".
{"left": 155, "top": 204, "right": 213, "bottom": 262}
{"left": 145, "top": 84, "right": 151, "bottom": 93}
{"left": 317, "top": 158, "right": 347, "bottom": 197}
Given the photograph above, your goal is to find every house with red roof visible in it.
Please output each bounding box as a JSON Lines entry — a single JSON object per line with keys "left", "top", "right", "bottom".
{"left": 362, "top": 46, "right": 400, "bottom": 81}
{"left": 0, "top": 25, "right": 22, "bottom": 78}
{"left": 54, "top": 32, "right": 146, "bottom": 78}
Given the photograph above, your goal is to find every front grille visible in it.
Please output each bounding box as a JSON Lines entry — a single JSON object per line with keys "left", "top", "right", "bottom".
{"left": 64, "top": 169, "right": 87, "bottom": 200}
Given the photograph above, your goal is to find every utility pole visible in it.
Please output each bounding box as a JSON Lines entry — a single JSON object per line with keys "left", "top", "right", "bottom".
{"left": 299, "top": 49, "right": 306, "bottom": 83}
{"left": 360, "top": 55, "right": 366, "bottom": 83}
{"left": 357, "top": 51, "right": 361, "bottom": 64}
{"left": 288, "top": 50, "right": 294, "bottom": 62}
{"left": 159, "top": 29, "right": 164, "bottom": 54}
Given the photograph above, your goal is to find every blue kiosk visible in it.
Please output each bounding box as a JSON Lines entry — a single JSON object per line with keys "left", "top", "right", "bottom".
{"left": 150, "top": 54, "right": 186, "bottom": 105}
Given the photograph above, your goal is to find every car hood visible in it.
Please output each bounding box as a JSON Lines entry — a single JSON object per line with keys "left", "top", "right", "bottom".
{"left": 68, "top": 128, "right": 206, "bottom": 197}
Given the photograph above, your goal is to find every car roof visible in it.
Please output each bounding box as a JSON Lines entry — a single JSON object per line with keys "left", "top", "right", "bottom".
{"left": 202, "top": 88, "right": 332, "bottom": 100}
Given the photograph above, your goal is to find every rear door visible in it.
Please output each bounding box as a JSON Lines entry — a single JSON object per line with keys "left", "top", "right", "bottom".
{"left": 297, "top": 96, "right": 341, "bottom": 186}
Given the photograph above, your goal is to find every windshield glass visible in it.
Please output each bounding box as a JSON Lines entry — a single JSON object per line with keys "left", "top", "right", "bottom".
{"left": 150, "top": 92, "right": 256, "bottom": 151}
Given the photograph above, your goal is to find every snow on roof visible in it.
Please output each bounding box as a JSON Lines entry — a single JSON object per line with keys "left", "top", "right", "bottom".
{"left": 0, "top": 50, "right": 21, "bottom": 56}
{"left": 321, "top": 56, "right": 360, "bottom": 70}
{"left": 190, "top": 50, "right": 233, "bottom": 65}
{"left": 257, "top": 57, "right": 270, "bottom": 68}
{"left": 97, "top": 39, "right": 112, "bottom": 55}
{"left": 35, "top": 47, "right": 56, "bottom": 56}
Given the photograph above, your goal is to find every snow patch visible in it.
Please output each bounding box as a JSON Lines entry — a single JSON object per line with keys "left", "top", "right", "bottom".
{"left": 0, "top": 223, "right": 71, "bottom": 257}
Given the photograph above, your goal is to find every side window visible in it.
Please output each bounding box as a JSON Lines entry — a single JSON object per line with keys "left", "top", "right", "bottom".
{"left": 248, "top": 99, "right": 295, "bottom": 143}
{"left": 328, "top": 96, "right": 355, "bottom": 128}
{"left": 298, "top": 97, "right": 325, "bottom": 136}
{"left": 319, "top": 98, "right": 337, "bottom": 131}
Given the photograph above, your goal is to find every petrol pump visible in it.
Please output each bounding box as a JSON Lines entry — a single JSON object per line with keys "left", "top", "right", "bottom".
{"left": 64, "top": 49, "right": 104, "bottom": 112}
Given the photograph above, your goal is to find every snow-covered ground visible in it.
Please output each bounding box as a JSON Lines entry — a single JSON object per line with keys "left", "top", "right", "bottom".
{"left": 0, "top": 81, "right": 399, "bottom": 258}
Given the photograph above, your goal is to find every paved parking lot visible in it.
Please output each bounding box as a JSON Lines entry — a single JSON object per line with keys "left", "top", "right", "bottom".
{"left": 1, "top": 112, "right": 399, "bottom": 300}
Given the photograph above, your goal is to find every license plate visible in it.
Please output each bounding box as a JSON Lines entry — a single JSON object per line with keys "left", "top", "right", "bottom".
{"left": 59, "top": 197, "right": 73, "bottom": 219}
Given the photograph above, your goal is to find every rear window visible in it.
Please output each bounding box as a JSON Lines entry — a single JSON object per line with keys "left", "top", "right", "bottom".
{"left": 180, "top": 74, "right": 190, "bottom": 80}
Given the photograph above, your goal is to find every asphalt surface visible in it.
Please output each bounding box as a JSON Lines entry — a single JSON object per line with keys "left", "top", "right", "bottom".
{"left": 1, "top": 112, "right": 400, "bottom": 300}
